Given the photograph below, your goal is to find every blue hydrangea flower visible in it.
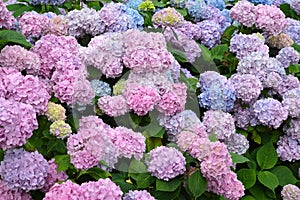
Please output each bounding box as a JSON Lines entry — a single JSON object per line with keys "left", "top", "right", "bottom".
{"left": 248, "top": 0, "right": 274, "bottom": 4}
{"left": 126, "top": 0, "right": 143, "bottom": 10}
{"left": 204, "top": 0, "right": 225, "bottom": 10}
{"left": 90, "top": 80, "right": 112, "bottom": 97}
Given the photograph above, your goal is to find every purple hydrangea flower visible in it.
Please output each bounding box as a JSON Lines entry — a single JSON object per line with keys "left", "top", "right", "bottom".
{"left": 291, "top": 0, "right": 300, "bottom": 15}
{"left": 284, "top": 119, "right": 300, "bottom": 143}
{"left": 276, "top": 47, "right": 300, "bottom": 68}
{"left": 198, "top": 20, "right": 222, "bottom": 49}
{"left": 281, "top": 184, "right": 300, "bottom": 200}
{"left": 232, "top": 103, "right": 259, "bottom": 130}
{"left": 282, "top": 88, "right": 300, "bottom": 118}
{"left": 224, "top": 133, "right": 249, "bottom": 155}
{"left": 0, "top": 148, "right": 49, "bottom": 191}
{"left": 253, "top": 98, "right": 288, "bottom": 128}
{"left": 284, "top": 18, "right": 300, "bottom": 45}
{"left": 275, "top": 75, "right": 300, "bottom": 96}
{"left": 0, "top": 180, "right": 32, "bottom": 200}
{"left": 230, "top": 0, "right": 256, "bottom": 27}
{"left": 123, "top": 190, "right": 156, "bottom": 200}
{"left": 146, "top": 146, "right": 186, "bottom": 181}
{"left": 277, "top": 135, "right": 300, "bottom": 162}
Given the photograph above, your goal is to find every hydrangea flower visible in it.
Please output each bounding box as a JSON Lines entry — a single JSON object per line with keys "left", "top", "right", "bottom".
{"left": 230, "top": 0, "right": 256, "bottom": 27}
{"left": 41, "top": 159, "right": 68, "bottom": 192}
{"left": 232, "top": 103, "right": 259, "bottom": 130}
{"left": 45, "top": 102, "right": 66, "bottom": 122}
{"left": 0, "top": 180, "right": 32, "bottom": 200}
{"left": 123, "top": 190, "right": 156, "bottom": 200}
{"left": 125, "top": 0, "right": 143, "bottom": 10}
{"left": 65, "top": 8, "right": 104, "bottom": 38}
{"left": 0, "top": 148, "right": 49, "bottom": 191}
{"left": 44, "top": 15, "right": 69, "bottom": 36}
{"left": 275, "top": 74, "right": 300, "bottom": 96}
{"left": 18, "top": 11, "right": 50, "bottom": 38}
{"left": 230, "top": 33, "right": 269, "bottom": 60}
{"left": 277, "top": 135, "right": 300, "bottom": 161}
{"left": 229, "top": 74, "right": 263, "bottom": 104}
{"left": 0, "top": 98, "right": 38, "bottom": 150}
{"left": 284, "top": 18, "right": 300, "bottom": 45}
{"left": 43, "top": 180, "right": 82, "bottom": 199}
{"left": 284, "top": 119, "right": 300, "bottom": 143}
{"left": 276, "top": 47, "right": 300, "bottom": 68}
{"left": 138, "top": 0, "right": 156, "bottom": 12}
{"left": 73, "top": 78, "right": 95, "bottom": 105}
{"left": 198, "top": 20, "right": 222, "bottom": 49}
{"left": 281, "top": 184, "right": 300, "bottom": 200}
{"left": 146, "top": 146, "right": 186, "bottom": 181}
{"left": 255, "top": 4, "right": 287, "bottom": 36}
{"left": 253, "top": 98, "right": 288, "bottom": 128}
{"left": 108, "top": 127, "right": 146, "bottom": 160}
{"left": 49, "top": 120, "right": 72, "bottom": 139}
{"left": 186, "top": 0, "right": 207, "bottom": 22}
{"left": 90, "top": 80, "right": 111, "bottom": 97}
{"left": 0, "top": 1, "right": 16, "bottom": 30}
{"left": 291, "top": 0, "right": 300, "bottom": 15}
{"left": 248, "top": 0, "right": 273, "bottom": 4}
{"left": 272, "top": 0, "right": 291, "bottom": 6}
{"left": 282, "top": 88, "right": 300, "bottom": 118}
{"left": 98, "top": 95, "right": 129, "bottom": 117}
{"left": 152, "top": 7, "right": 184, "bottom": 28}
{"left": 202, "top": 110, "right": 236, "bottom": 141}
{"left": 205, "top": 0, "right": 225, "bottom": 10}
{"left": 113, "top": 79, "right": 126, "bottom": 96}
{"left": 175, "top": 21, "right": 201, "bottom": 40}
{"left": 268, "top": 33, "right": 294, "bottom": 49}
{"left": 225, "top": 133, "right": 249, "bottom": 155}
{"left": 0, "top": 45, "right": 41, "bottom": 75}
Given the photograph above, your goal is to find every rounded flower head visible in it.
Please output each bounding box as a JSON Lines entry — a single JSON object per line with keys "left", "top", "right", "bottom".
{"left": 275, "top": 74, "right": 300, "bottom": 96}
{"left": 282, "top": 88, "right": 300, "bottom": 118}
{"left": 202, "top": 110, "right": 236, "bottom": 141}
{"left": 281, "top": 184, "right": 300, "bottom": 200}
{"left": 291, "top": 0, "right": 300, "bottom": 15}
{"left": 147, "top": 146, "right": 186, "bottom": 181}
{"left": 225, "top": 133, "right": 249, "bottom": 155}
{"left": 138, "top": 0, "right": 155, "bottom": 12}
{"left": 230, "top": 0, "right": 256, "bottom": 27}
{"left": 229, "top": 74, "right": 263, "bottom": 104}
{"left": 124, "top": 86, "right": 160, "bottom": 116}
{"left": 253, "top": 98, "right": 288, "bottom": 128}
{"left": 0, "top": 180, "right": 32, "bottom": 200}
{"left": 198, "top": 20, "right": 222, "bottom": 49}
{"left": 284, "top": 18, "right": 300, "bottom": 46}
{"left": 0, "top": 98, "right": 38, "bottom": 150}
{"left": 152, "top": 7, "right": 184, "bottom": 28}
{"left": 268, "top": 33, "right": 294, "bottom": 49}
{"left": 45, "top": 102, "right": 66, "bottom": 122}
{"left": 41, "top": 159, "right": 68, "bottom": 192}
{"left": 0, "top": 148, "right": 49, "bottom": 191}
{"left": 284, "top": 119, "right": 300, "bottom": 143}
{"left": 98, "top": 95, "right": 129, "bottom": 117}
{"left": 276, "top": 47, "right": 300, "bottom": 68}
{"left": 44, "top": 15, "right": 69, "bottom": 36}
{"left": 0, "top": 1, "right": 16, "bottom": 30}
{"left": 90, "top": 80, "right": 111, "bottom": 97}
{"left": 123, "top": 190, "right": 156, "bottom": 200}
{"left": 277, "top": 135, "right": 300, "bottom": 162}
{"left": 113, "top": 79, "right": 126, "bottom": 96}
{"left": 43, "top": 180, "right": 82, "bottom": 199}
{"left": 50, "top": 120, "right": 72, "bottom": 139}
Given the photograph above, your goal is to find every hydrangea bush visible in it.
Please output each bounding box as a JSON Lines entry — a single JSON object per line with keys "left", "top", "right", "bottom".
{"left": 1, "top": 0, "right": 300, "bottom": 199}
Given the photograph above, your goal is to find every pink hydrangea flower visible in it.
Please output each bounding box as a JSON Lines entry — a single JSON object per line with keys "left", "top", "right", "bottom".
{"left": 98, "top": 95, "right": 129, "bottom": 117}
{"left": 0, "top": 1, "right": 15, "bottom": 30}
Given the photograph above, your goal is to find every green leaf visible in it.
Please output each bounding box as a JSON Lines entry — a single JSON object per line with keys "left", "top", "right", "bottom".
{"left": 156, "top": 179, "right": 182, "bottom": 192}
{"left": 292, "top": 43, "right": 300, "bottom": 54}
{"left": 179, "top": 71, "right": 198, "bottom": 92}
{"left": 241, "top": 196, "right": 256, "bottom": 200}
{"left": 54, "top": 154, "right": 71, "bottom": 172}
{"left": 288, "top": 64, "right": 300, "bottom": 74}
{"left": 85, "top": 167, "right": 111, "bottom": 180}
{"left": 152, "top": 186, "right": 181, "bottom": 200}
{"left": 187, "top": 169, "right": 206, "bottom": 198}
{"left": 257, "top": 171, "right": 279, "bottom": 193}
{"left": 221, "top": 25, "right": 238, "bottom": 44}
{"left": 0, "top": 149, "right": 4, "bottom": 162}
{"left": 256, "top": 142, "right": 278, "bottom": 170}
{"left": 113, "top": 179, "right": 136, "bottom": 193}
{"left": 167, "top": 43, "right": 188, "bottom": 63}
{"left": 211, "top": 44, "right": 228, "bottom": 60}
{"left": 208, "top": 134, "right": 218, "bottom": 142}
{"left": 237, "top": 169, "right": 256, "bottom": 189}
{"left": 230, "top": 152, "right": 250, "bottom": 164}
{"left": 249, "top": 184, "right": 271, "bottom": 200}
{"left": 12, "top": 5, "right": 35, "bottom": 17}
{"left": 136, "top": 173, "right": 155, "bottom": 189}
{"left": 0, "top": 30, "right": 32, "bottom": 49}
{"left": 175, "top": 8, "right": 187, "bottom": 17}
{"left": 6, "top": 3, "right": 27, "bottom": 11}
{"left": 270, "top": 166, "right": 297, "bottom": 186}
{"left": 128, "top": 159, "right": 147, "bottom": 177}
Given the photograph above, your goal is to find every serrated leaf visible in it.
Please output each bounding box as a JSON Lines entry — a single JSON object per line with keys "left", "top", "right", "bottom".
{"left": 249, "top": 184, "right": 270, "bottom": 200}
{"left": 211, "top": 44, "right": 228, "bottom": 60}
{"left": 270, "top": 166, "right": 297, "bottom": 186}
{"left": 0, "top": 30, "right": 32, "bottom": 49}
{"left": 237, "top": 169, "right": 256, "bottom": 189}
{"left": 256, "top": 142, "right": 278, "bottom": 170}
{"left": 136, "top": 173, "right": 155, "bottom": 188}
{"left": 156, "top": 179, "right": 182, "bottom": 192}
{"left": 258, "top": 171, "right": 279, "bottom": 193}
{"left": 12, "top": 5, "right": 35, "bottom": 17}
{"left": 54, "top": 154, "right": 71, "bottom": 172}
{"left": 187, "top": 169, "right": 206, "bottom": 198}
{"left": 230, "top": 152, "right": 250, "bottom": 164}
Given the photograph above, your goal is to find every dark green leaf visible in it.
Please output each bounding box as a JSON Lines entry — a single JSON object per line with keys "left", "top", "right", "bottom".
{"left": 54, "top": 154, "right": 71, "bottom": 172}
{"left": 128, "top": 159, "right": 148, "bottom": 176}
{"left": 237, "top": 169, "right": 256, "bottom": 189}
{"left": 12, "top": 5, "right": 35, "bottom": 17}
{"left": 6, "top": 3, "right": 27, "bottom": 11}
{"left": 257, "top": 171, "right": 279, "bottom": 193}
{"left": 221, "top": 25, "right": 238, "bottom": 44}
{"left": 211, "top": 44, "right": 228, "bottom": 60}
{"left": 241, "top": 196, "right": 256, "bottom": 200}
{"left": 0, "top": 30, "right": 32, "bottom": 49}
{"left": 292, "top": 43, "right": 300, "bottom": 54}
{"left": 167, "top": 43, "right": 188, "bottom": 63}
{"left": 256, "top": 142, "right": 278, "bottom": 170}
{"left": 152, "top": 186, "right": 181, "bottom": 200}
{"left": 85, "top": 167, "right": 111, "bottom": 180}
{"left": 288, "top": 64, "right": 300, "bottom": 74}
{"left": 249, "top": 184, "right": 271, "bottom": 200}
{"left": 270, "top": 166, "right": 297, "bottom": 186}
{"left": 230, "top": 152, "right": 250, "bottom": 164}
{"left": 156, "top": 179, "right": 182, "bottom": 192}
{"left": 187, "top": 169, "right": 206, "bottom": 198}
{"left": 136, "top": 173, "right": 155, "bottom": 188}
{"left": 175, "top": 8, "right": 187, "bottom": 17}
{"left": 114, "top": 180, "right": 136, "bottom": 193}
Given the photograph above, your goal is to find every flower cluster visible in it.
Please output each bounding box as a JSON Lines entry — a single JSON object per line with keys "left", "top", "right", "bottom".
{"left": 0, "top": 148, "right": 49, "bottom": 191}
{"left": 49, "top": 120, "right": 72, "bottom": 139}
{"left": 98, "top": 95, "right": 129, "bottom": 117}
{"left": 230, "top": 33, "right": 269, "bottom": 60}
{"left": 281, "top": 184, "right": 300, "bottom": 200}
{"left": 230, "top": 0, "right": 256, "bottom": 27}
{"left": 284, "top": 18, "right": 300, "bottom": 45}
{"left": 0, "top": 180, "right": 32, "bottom": 200}
{"left": 225, "top": 133, "right": 250, "bottom": 155}
{"left": 152, "top": 7, "right": 184, "bottom": 28}
{"left": 277, "top": 135, "right": 300, "bottom": 161}
{"left": 90, "top": 80, "right": 111, "bottom": 97}
{"left": 146, "top": 146, "right": 186, "bottom": 181}
{"left": 267, "top": 33, "right": 294, "bottom": 49}
{"left": 123, "top": 190, "right": 156, "bottom": 200}
{"left": 44, "top": 179, "right": 123, "bottom": 199}
{"left": 276, "top": 47, "right": 300, "bottom": 68}
{"left": 253, "top": 98, "right": 288, "bottom": 128}
{"left": 45, "top": 102, "right": 66, "bottom": 122}
{"left": 282, "top": 88, "right": 300, "bottom": 118}
{"left": 291, "top": 0, "right": 300, "bottom": 15}
{"left": 198, "top": 20, "right": 222, "bottom": 48}
{"left": 198, "top": 71, "right": 236, "bottom": 112}
{"left": 0, "top": 1, "right": 15, "bottom": 30}
{"left": 284, "top": 119, "right": 300, "bottom": 143}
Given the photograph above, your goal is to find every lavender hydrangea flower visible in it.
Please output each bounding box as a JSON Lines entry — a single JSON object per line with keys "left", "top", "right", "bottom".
{"left": 230, "top": 0, "right": 256, "bottom": 27}
{"left": 272, "top": 0, "right": 291, "bottom": 6}
{"left": 225, "top": 133, "right": 249, "bottom": 155}
{"left": 43, "top": 180, "right": 82, "bottom": 199}
{"left": 202, "top": 110, "right": 236, "bottom": 141}
{"left": 284, "top": 119, "right": 300, "bottom": 143}
{"left": 291, "top": 0, "right": 300, "bottom": 15}
{"left": 0, "top": 180, "right": 32, "bottom": 200}
{"left": 123, "top": 190, "right": 156, "bottom": 200}
{"left": 281, "top": 184, "right": 300, "bottom": 200}
{"left": 197, "top": 20, "right": 222, "bottom": 49}
{"left": 253, "top": 98, "right": 288, "bottom": 128}
{"left": 230, "top": 33, "right": 269, "bottom": 60}
{"left": 284, "top": 18, "right": 300, "bottom": 45}
{"left": 0, "top": 148, "right": 49, "bottom": 191}
{"left": 277, "top": 135, "right": 300, "bottom": 161}
{"left": 229, "top": 74, "right": 263, "bottom": 104}
{"left": 232, "top": 103, "right": 259, "bottom": 130}
{"left": 276, "top": 47, "right": 300, "bottom": 68}
{"left": 275, "top": 74, "right": 300, "bottom": 96}
{"left": 146, "top": 146, "right": 186, "bottom": 181}
{"left": 0, "top": 1, "right": 16, "bottom": 30}
{"left": 282, "top": 88, "right": 300, "bottom": 118}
